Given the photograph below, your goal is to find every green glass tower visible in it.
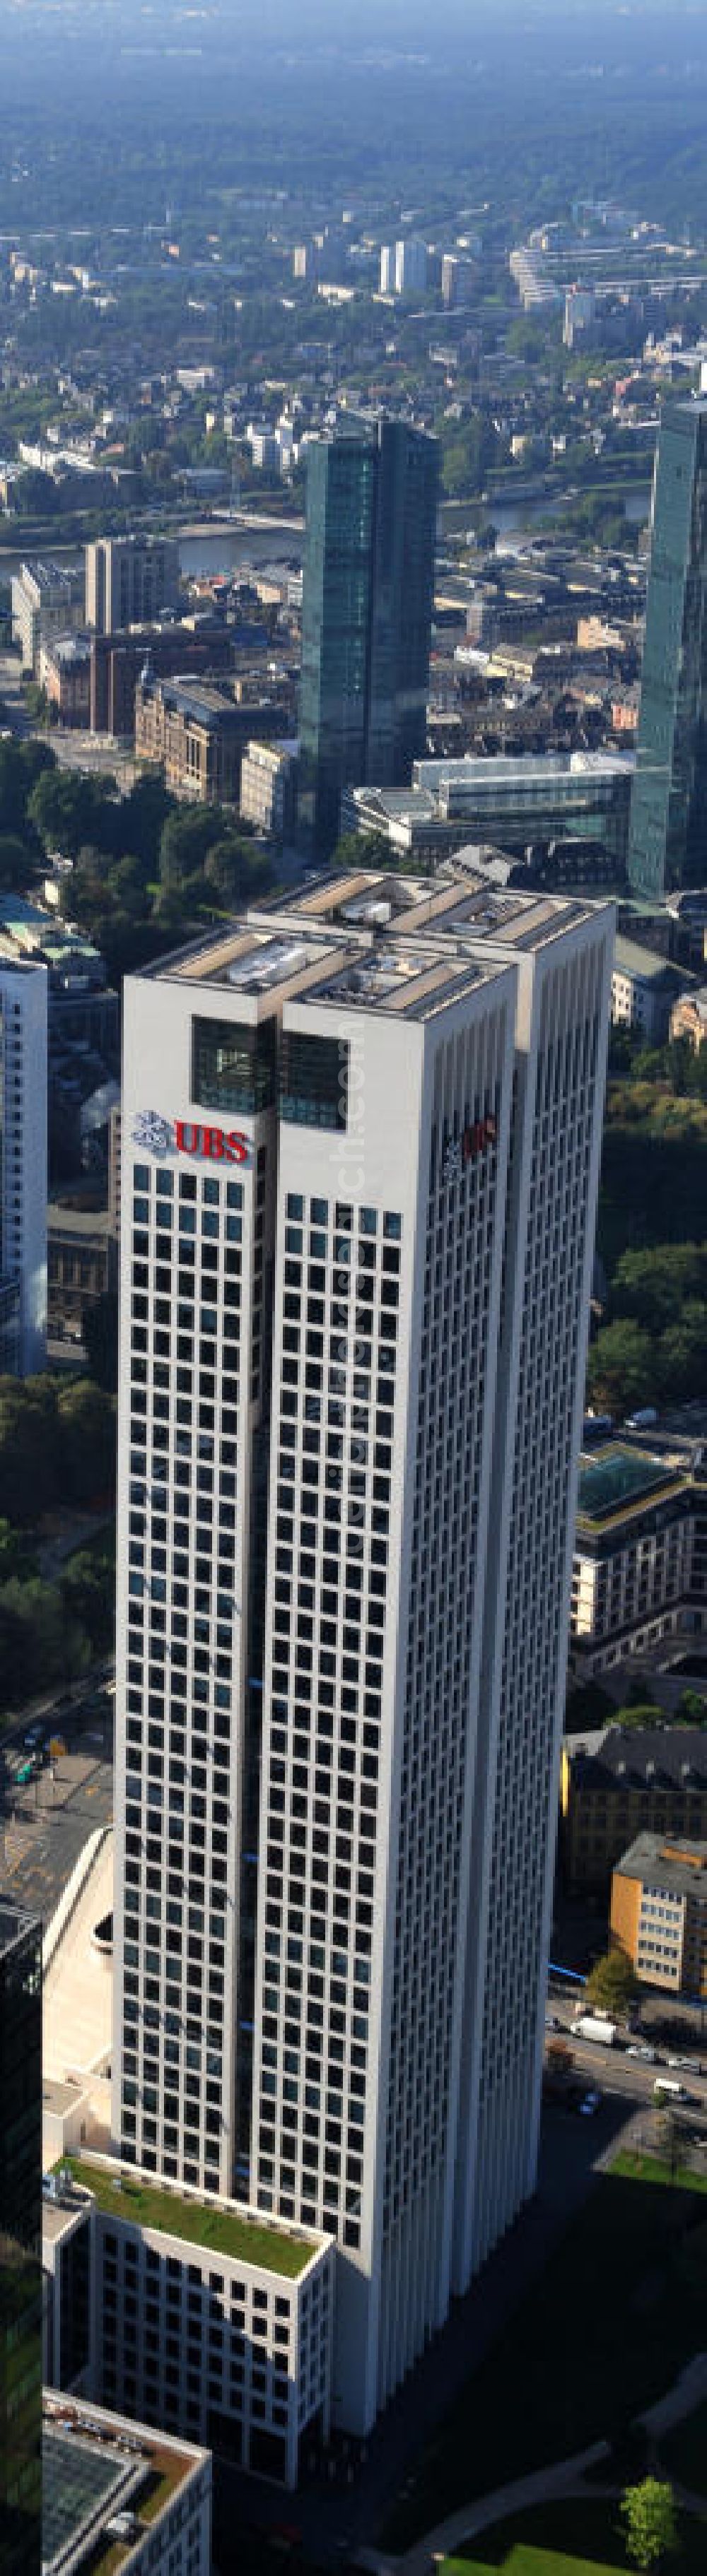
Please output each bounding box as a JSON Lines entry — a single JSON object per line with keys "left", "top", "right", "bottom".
{"left": 299, "top": 417, "right": 438, "bottom": 856}
{"left": 0, "top": 1901, "right": 42, "bottom": 2576}
{"left": 628, "top": 395, "right": 707, "bottom": 899}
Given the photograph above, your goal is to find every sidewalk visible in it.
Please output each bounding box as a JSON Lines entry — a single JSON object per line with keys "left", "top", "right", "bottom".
{"left": 357, "top": 2442, "right": 610, "bottom": 2576}
{"left": 361, "top": 2348, "right": 707, "bottom": 2576}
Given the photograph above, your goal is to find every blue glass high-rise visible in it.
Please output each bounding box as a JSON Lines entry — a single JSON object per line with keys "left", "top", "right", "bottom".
{"left": 299, "top": 418, "right": 438, "bottom": 856}
{"left": 628, "top": 394, "right": 707, "bottom": 899}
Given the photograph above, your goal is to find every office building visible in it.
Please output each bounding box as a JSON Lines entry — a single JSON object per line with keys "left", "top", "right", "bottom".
{"left": 86, "top": 535, "right": 180, "bottom": 637}
{"left": 89, "top": 618, "right": 235, "bottom": 739}
{"left": 611, "top": 1833, "right": 707, "bottom": 1999}
{"left": 411, "top": 750, "right": 634, "bottom": 874}
{"left": 47, "top": 1200, "right": 118, "bottom": 1351}
{"left": 1, "top": 1902, "right": 42, "bottom": 2576}
{"left": 628, "top": 396, "right": 707, "bottom": 899}
{"left": 111, "top": 865, "right": 612, "bottom": 2439}
{"left": 561, "top": 1726, "right": 707, "bottom": 1894}
{"left": 299, "top": 418, "right": 438, "bottom": 853}
{"left": 37, "top": 632, "right": 91, "bottom": 728}
{"left": 571, "top": 1441, "right": 707, "bottom": 1679}
{"left": 135, "top": 671, "right": 283, "bottom": 803}
{"left": 11, "top": 560, "right": 84, "bottom": 676}
{"left": 610, "top": 935, "right": 693, "bottom": 1043}
{"left": 0, "top": 964, "right": 47, "bottom": 1376}
{"left": 393, "top": 237, "right": 428, "bottom": 298}
{"left": 240, "top": 740, "right": 298, "bottom": 840}
{"left": 41, "top": 2394, "right": 211, "bottom": 2576}
{"left": 379, "top": 245, "right": 394, "bottom": 294}
{"left": 44, "top": 2159, "right": 332, "bottom": 2487}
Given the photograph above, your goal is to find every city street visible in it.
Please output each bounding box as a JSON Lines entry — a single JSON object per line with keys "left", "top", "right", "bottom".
{"left": 0, "top": 1676, "right": 114, "bottom": 1926}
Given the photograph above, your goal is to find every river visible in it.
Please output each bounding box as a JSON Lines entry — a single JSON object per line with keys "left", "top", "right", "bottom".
{"left": 0, "top": 517, "right": 305, "bottom": 586}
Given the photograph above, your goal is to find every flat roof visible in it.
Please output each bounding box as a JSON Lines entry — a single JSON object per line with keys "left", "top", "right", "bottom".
{"left": 613, "top": 933, "right": 684, "bottom": 986}
{"left": 140, "top": 866, "right": 611, "bottom": 1011}
{"left": 56, "top": 2156, "right": 319, "bottom": 2277}
{"left": 576, "top": 1443, "right": 680, "bottom": 1526}
{"left": 616, "top": 1831, "right": 707, "bottom": 1898}
{"left": 43, "top": 2426, "right": 132, "bottom": 2570}
{"left": 42, "top": 2397, "right": 204, "bottom": 2576}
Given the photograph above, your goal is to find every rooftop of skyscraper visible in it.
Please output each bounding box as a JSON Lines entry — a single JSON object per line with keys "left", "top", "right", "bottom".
{"left": 144, "top": 865, "right": 611, "bottom": 1015}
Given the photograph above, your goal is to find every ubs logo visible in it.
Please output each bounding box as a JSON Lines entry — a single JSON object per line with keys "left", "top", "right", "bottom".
{"left": 132, "top": 1111, "right": 252, "bottom": 1164}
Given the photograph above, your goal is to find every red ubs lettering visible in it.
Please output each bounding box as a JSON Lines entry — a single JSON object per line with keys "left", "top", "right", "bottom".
{"left": 174, "top": 1121, "right": 249, "bottom": 1163}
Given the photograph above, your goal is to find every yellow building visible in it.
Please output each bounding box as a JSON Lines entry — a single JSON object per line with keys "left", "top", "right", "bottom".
{"left": 611, "top": 1831, "right": 707, "bottom": 1998}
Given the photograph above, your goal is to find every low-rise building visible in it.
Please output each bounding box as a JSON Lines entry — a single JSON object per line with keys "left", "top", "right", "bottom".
{"left": 611, "top": 934, "right": 693, "bottom": 1042}
{"left": 611, "top": 1831, "right": 707, "bottom": 1997}
{"left": 561, "top": 1725, "right": 707, "bottom": 1893}
{"left": 43, "top": 2155, "right": 333, "bottom": 2490}
{"left": 134, "top": 670, "right": 284, "bottom": 803}
{"left": 41, "top": 2392, "right": 211, "bottom": 2576}
{"left": 670, "top": 985, "right": 707, "bottom": 1051}
{"left": 47, "top": 1200, "right": 119, "bottom": 1349}
{"left": 90, "top": 619, "right": 235, "bottom": 738}
{"left": 411, "top": 749, "right": 634, "bottom": 872}
{"left": 571, "top": 1441, "right": 707, "bottom": 1677}
{"left": 38, "top": 631, "right": 91, "bottom": 728}
{"left": 240, "top": 738, "right": 298, "bottom": 839}
{"left": 11, "top": 560, "right": 85, "bottom": 676}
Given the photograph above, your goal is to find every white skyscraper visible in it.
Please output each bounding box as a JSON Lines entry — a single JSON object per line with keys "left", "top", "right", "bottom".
{"left": 0, "top": 962, "right": 47, "bottom": 1375}
{"left": 394, "top": 235, "right": 428, "bottom": 297}
{"left": 112, "top": 870, "right": 612, "bottom": 2442}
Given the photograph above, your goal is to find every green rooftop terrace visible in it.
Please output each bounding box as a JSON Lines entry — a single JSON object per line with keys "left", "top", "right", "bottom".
{"left": 54, "top": 2158, "right": 314, "bottom": 2278}
{"left": 577, "top": 1443, "right": 681, "bottom": 1528}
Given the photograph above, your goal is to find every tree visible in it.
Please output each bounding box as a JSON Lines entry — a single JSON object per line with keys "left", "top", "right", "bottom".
{"left": 620, "top": 2481, "right": 679, "bottom": 2571}
{"left": 330, "top": 829, "right": 392, "bottom": 873}
{"left": 585, "top": 1321, "right": 655, "bottom": 1419}
{"left": 0, "top": 1379, "right": 59, "bottom": 1523}
{"left": 675, "top": 1689, "right": 707, "bottom": 1727}
{"left": 61, "top": 1543, "right": 115, "bottom": 1657}
{"left": 28, "top": 767, "right": 119, "bottom": 861}
{"left": 0, "top": 832, "right": 40, "bottom": 892}
{"left": 158, "top": 804, "right": 223, "bottom": 897}
{"left": 57, "top": 1380, "right": 116, "bottom": 1507}
{"left": 612, "top": 1243, "right": 707, "bottom": 1335}
{"left": 585, "top": 1947, "right": 638, "bottom": 2017}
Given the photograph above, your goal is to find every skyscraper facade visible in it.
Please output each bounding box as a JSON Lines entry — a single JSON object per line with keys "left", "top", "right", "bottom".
{"left": 112, "top": 870, "right": 612, "bottom": 2440}
{"left": 85, "top": 534, "right": 180, "bottom": 636}
{"left": 0, "top": 962, "right": 47, "bottom": 1377}
{"left": 299, "top": 420, "right": 437, "bottom": 855}
{"left": 628, "top": 395, "right": 707, "bottom": 899}
{"left": 0, "top": 1902, "right": 42, "bottom": 2576}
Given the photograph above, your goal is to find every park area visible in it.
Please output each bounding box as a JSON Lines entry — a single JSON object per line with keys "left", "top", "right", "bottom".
{"left": 381, "top": 2156, "right": 707, "bottom": 2558}
{"left": 440, "top": 2493, "right": 707, "bottom": 2573}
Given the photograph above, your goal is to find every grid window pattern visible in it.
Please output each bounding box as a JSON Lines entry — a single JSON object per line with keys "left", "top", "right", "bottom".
{"left": 253, "top": 1193, "right": 401, "bottom": 2246}
{"left": 118, "top": 1154, "right": 255, "bottom": 2195}
{"left": 473, "top": 953, "right": 606, "bottom": 2261}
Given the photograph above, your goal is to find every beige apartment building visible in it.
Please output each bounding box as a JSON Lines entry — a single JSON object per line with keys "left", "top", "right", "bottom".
{"left": 86, "top": 533, "right": 180, "bottom": 634}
